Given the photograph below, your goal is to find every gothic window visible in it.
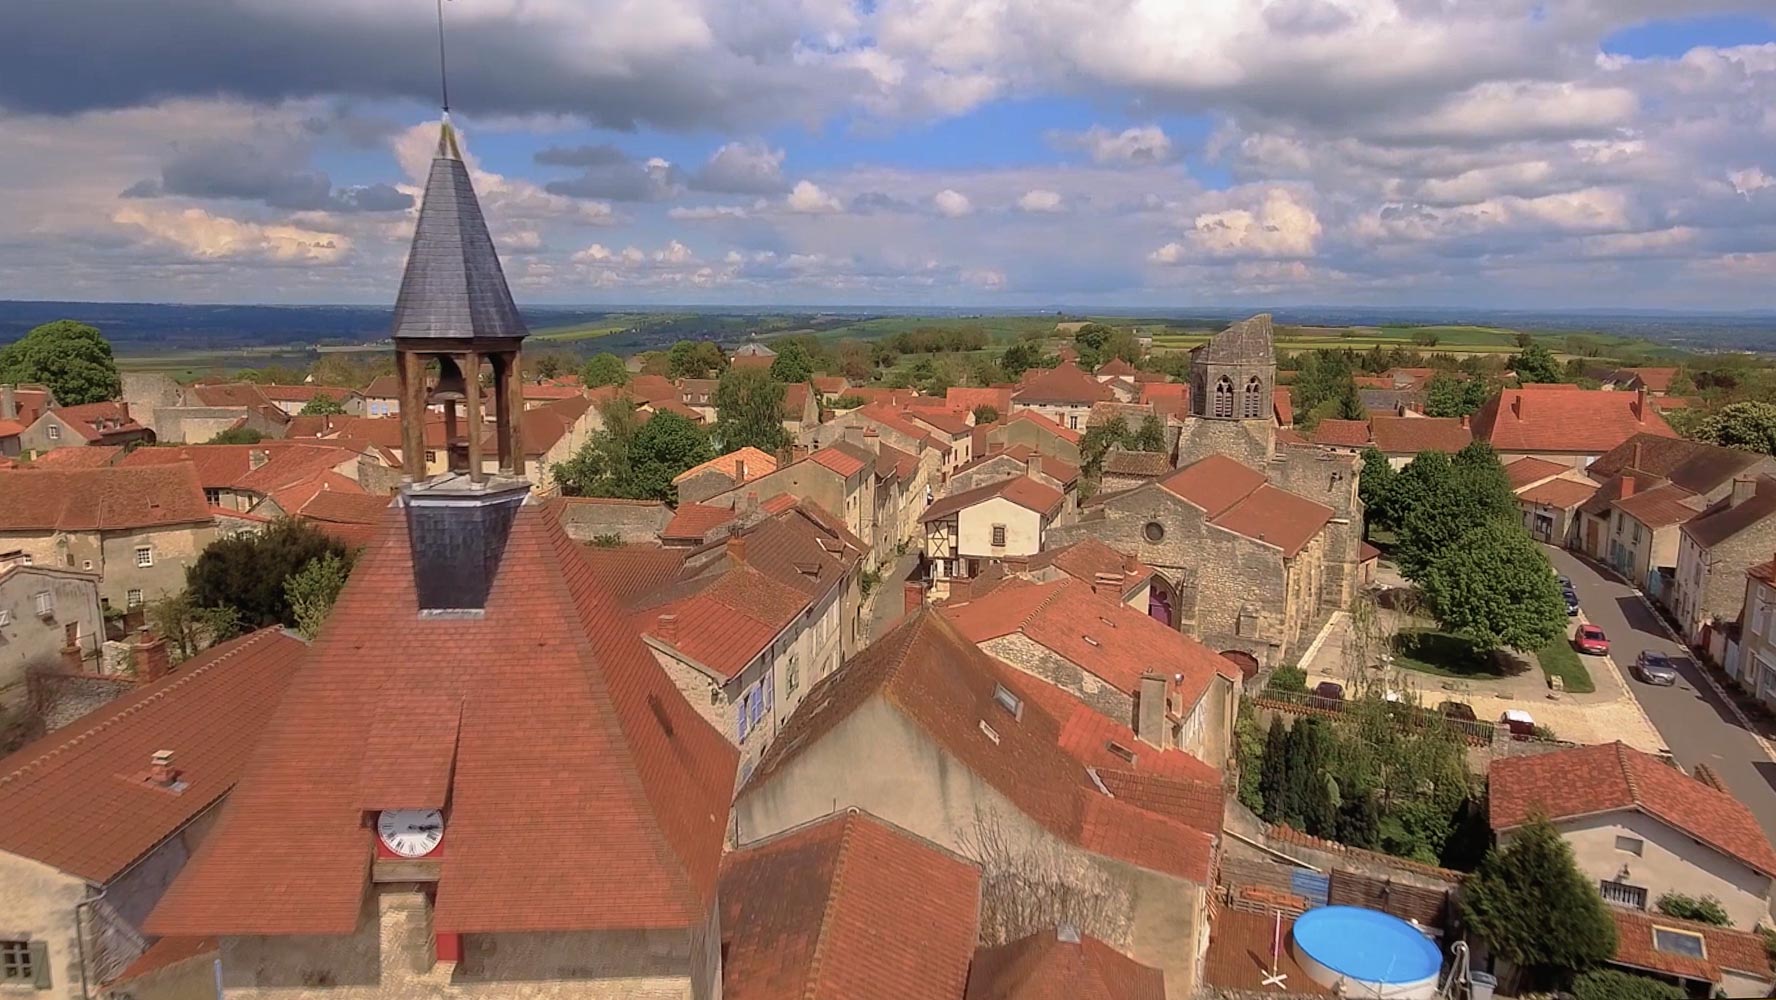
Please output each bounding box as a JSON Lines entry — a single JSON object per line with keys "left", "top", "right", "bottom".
{"left": 1243, "top": 375, "right": 1264, "bottom": 418}
{"left": 1213, "top": 376, "right": 1234, "bottom": 418}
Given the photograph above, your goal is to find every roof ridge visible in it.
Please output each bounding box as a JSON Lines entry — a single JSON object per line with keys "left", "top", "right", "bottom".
{"left": 0, "top": 629, "right": 279, "bottom": 790}
{"left": 1616, "top": 741, "right": 1643, "bottom": 807}
{"left": 802, "top": 813, "right": 858, "bottom": 1000}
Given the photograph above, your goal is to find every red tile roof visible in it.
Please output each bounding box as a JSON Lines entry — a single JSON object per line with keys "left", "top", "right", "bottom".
{"left": 812, "top": 375, "right": 849, "bottom": 394}
{"left": 1211, "top": 484, "right": 1335, "bottom": 558}
{"left": 722, "top": 811, "right": 981, "bottom": 1000}
{"left": 1274, "top": 386, "right": 1292, "bottom": 425}
{"left": 1138, "top": 382, "right": 1189, "bottom": 419}
{"left": 106, "top": 935, "right": 218, "bottom": 987}
{"left": 911, "top": 408, "right": 973, "bottom": 436}
{"left": 1159, "top": 455, "right": 1268, "bottom": 517}
{"left": 948, "top": 386, "right": 1013, "bottom": 415}
{"left": 810, "top": 444, "right": 869, "bottom": 478}
{"left": 956, "top": 444, "right": 1081, "bottom": 486}
{"left": 1094, "top": 358, "right": 1139, "bottom": 377}
{"left": 1620, "top": 368, "right": 1680, "bottom": 393}
{"left": 672, "top": 446, "right": 778, "bottom": 486}
{"left": 0, "top": 464, "right": 213, "bottom": 531}
{"left": 360, "top": 374, "right": 400, "bottom": 398}
{"left": 1518, "top": 477, "right": 1600, "bottom": 509}
{"left": 1610, "top": 908, "right": 1774, "bottom": 985}
{"left": 575, "top": 543, "right": 688, "bottom": 610}
{"left": 254, "top": 384, "right": 360, "bottom": 404}
{"left": 1308, "top": 419, "right": 1370, "bottom": 448}
{"left": 781, "top": 382, "right": 814, "bottom": 419}
{"left": 663, "top": 501, "right": 739, "bottom": 543}
{"left": 1026, "top": 537, "right": 1152, "bottom": 593}
{"left": 1369, "top": 416, "right": 1472, "bottom": 456}
{"left": 922, "top": 475, "right": 1066, "bottom": 523}
{"left": 968, "top": 926, "right": 1165, "bottom": 1000}
{"left": 1683, "top": 477, "right": 1776, "bottom": 549}
{"left": 1613, "top": 481, "right": 1704, "bottom": 529}
{"left": 296, "top": 490, "right": 394, "bottom": 547}
{"left": 49, "top": 401, "right": 149, "bottom": 441}
{"left": 1014, "top": 362, "right": 1113, "bottom": 406}
{"left": 640, "top": 565, "right": 810, "bottom": 678}
{"left": 1472, "top": 387, "right": 1677, "bottom": 454}
{"left": 0, "top": 629, "right": 305, "bottom": 883}
{"left": 1491, "top": 741, "right": 1776, "bottom": 877}
{"left": 25, "top": 444, "right": 123, "bottom": 468}
{"left": 750, "top": 611, "right": 1216, "bottom": 884}
{"left": 148, "top": 504, "right": 739, "bottom": 936}
{"left": 1504, "top": 455, "right": 1569, "bottom": 489}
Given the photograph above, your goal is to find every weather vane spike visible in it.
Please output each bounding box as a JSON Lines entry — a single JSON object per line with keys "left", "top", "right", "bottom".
{"left": 435, "top": 0, "right": 452, "bottom": 116}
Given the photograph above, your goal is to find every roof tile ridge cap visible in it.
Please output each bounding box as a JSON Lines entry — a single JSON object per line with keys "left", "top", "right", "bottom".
{"left": 0, "top": 629, "right": 273, "bottom": 789}
{"left": 800, "top": 814, "right": 858, "bottom": 1000}
{"left": 1027, "top": 581, "right": 1071, "bottom": 630}
{"left": 1616, "top": 741, "right": 1644, "bottom": 810}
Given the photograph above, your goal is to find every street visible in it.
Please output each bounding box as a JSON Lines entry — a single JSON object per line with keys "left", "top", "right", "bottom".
{"left": 1546, "top": 546, "right": 1776, "bottom": 841}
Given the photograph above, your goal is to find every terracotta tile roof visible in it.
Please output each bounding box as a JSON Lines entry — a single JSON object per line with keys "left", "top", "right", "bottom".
{"left": 853, "top": 402, "right": 951, "bottom": 456}
{"left": 1491, "top": 741, "right": 1776, "bottom": 877}
{"left": 1684, "top": 477, "right": 1776, "bottom": 549}
{"left": 945, "top": 577, "right": 1237, "bottom": 708}
{"left": 1610, "top": 908, "right": 1774, "bottom": 985}
{"left": 254, "top": 384, "right": 360, "bottom": 404}
{"left": 640, "top": 564, "right": 810, "bottom": 678}
{"left": 722, "top": 811, "right": 981, "bottom": 1000}
{"left": 968, "top": 926, "right": 1165, "bottom": 1000}
{"left": 663, "top": 502, "right": 738, "bottom": 543}
{"left": 1309, "top": 419, "right": 1370, "bottom": 448}
{"left": 1159, "top": 455, "right": 1268, "bottom": 517}
{"left": 1213, "top": 485, "right": 1335, "bottom": 558}
{"left": 1370, "top": 416, "right": 1472, "bottom": 455}
{"left": 1505, "top": 456, "right": 1569, "bottom": 489}
{"left": 781, "top": 382, "right": 814, "bottom": 419}
{"left": 1663, "top": 444, "right": 1771, "bottom": 495}
{"left": 1617, "top": 367, "right": 1680, "bottom": 393}
{"left": 1589, "top": 433, "right": 1714, "bottom": 483}
{"left": 810, "top": 444, "right": 870, "bottom": 478}
{"left": 149, "top": 503, "right": 739, "bottom": 936}
{"left": 3, "top": 385, "right": 54, "bottom": 425}
{"left": 49, "top": 401, "right": 148, "bottom": 442}
{"left": 1471, "top": 387, "right": 1677, "bottom": 454}
{"left": 1013, "top": 362, "right": 1113, "bottom": 406}
{"left": 189, "top": 382, "right": 275, "bottom": 408}
{"left": 725, "top": 502, "right": 867, "bottom": 599}
{"left": 0, "top": 419, "right": 24, "bottom": 439}
{"left": 522, "top": 383, "right": 583, "bottom": 401}
{"left": 1752, "top": 557, "right": 1776, "bottom": 586}
{"left": 627, "top": 373, "right": 681, "bottom": 404}
{"left": 812, "top": 375, "right": 850, "bottom": 394}
{"left": 1005, "top": 408, "right": 1083, "bottom": 444}
{"left": 1613, "top": 481, "right": 1705, "bottom": 529}
{"left": 875, "top": 442, "right": 920, "bottom": 484}
{"left": 1026, "top": 537, "right": 1152, "bottom": 593}
{"left": 673, "top": 446, "right": 778, "bottom": 486}
{"left": 0, "top": 464, "right": 212, "bottom": 531}
{"left": 922, "top": 475, "right": 1066, "bottom": 523}
{"left": 575, "top": 543, "right": 687, "bottom": 610}
{"left": 1138, "top": 382, "right": 1189, "bottom": 419}
{"left": 296, "top": 489, "right": 394, "bottom": 548}
{"left": 956, "top": 445, "right": 1080, "bottom": 486}
{"left": 1202, "top": 910, "right": 1332, "bottom": 995}
{"left": 750, "top": 611, "right": 1216, "bottom": 884}
{"left": 106, "top": 935, "right": 218, "bottom": 987}
{"left": 0, "top": 628, "right": 305, "bottom": 883}
{"left": 1518, "top": 477, "right": 1600, "bottom": 509}
{"left": 25, "top": 444, "right": 123, "bottom": 468}
{"left": 911, "top": 408, "right": 973, "bottom": 436}
{"left": 1094, "top": 358, "right": 1139, "bottom": 378}
{"left": 948, "top": 386, "right": 1013, "bottom": 415}
{"left": 1274, "top": 386, "right": 1293, "bottom": 425}
{"left": 848, "top": 387, "right": 922, "bottom": 407}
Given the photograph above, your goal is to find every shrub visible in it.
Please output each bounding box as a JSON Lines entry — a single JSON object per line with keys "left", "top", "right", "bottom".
{"left": 1265, "top": 665, "right": 1308, "bottom": 693}
{"left": 1655, "top": 892, "right": 1730, "bottom": 926}
{"left": 1571, "top": 969, "right": 1684, "bottom": 1000}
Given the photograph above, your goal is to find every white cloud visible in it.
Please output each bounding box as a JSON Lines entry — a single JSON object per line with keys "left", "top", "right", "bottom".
{"left": 668, "top": 204, "right": 752, "bottom": 220}
{"left": 1187, "top": 187, "right": 1322, "bottom": 258}
{"left": 785, "top": 180, "right": 843, "bottom": 213}
{"left": 933, "top": 188, "right": 973, "bottom": 217}
{"left": 1017, "top": 188, "right": 1064, "bottom": 213}
{"left": 1730, "top": 167, "right": 1774, "bottom": 197}
{"left": 692, "top": 141, "right": 788, "bottom": 194}
{"left": 1049, "top": 125, "right": 1174, "bottom": 165}
{"left": 112, "top": 204, "right": 349, "bottom": 263}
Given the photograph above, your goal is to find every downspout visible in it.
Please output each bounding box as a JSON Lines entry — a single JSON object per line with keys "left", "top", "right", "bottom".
{"left": 74, "top": 885, "right": 107, "bottom": 1000}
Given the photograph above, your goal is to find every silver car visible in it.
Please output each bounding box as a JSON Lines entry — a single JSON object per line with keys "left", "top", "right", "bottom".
{"left": 1633, "top": 651, "right": 1679, "bottom": 686}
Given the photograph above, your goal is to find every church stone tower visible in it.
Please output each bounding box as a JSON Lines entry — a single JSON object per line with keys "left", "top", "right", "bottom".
{"left": 1176, "top": 313, "right": 1278, "bottom": 468}
{"left": 391, "top": 119, "right": 529, "bottom": 485}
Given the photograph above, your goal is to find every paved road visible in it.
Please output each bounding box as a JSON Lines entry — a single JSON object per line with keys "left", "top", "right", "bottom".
{"left": 865, "top": 551, "right": 922, "bottom": 644}
{"left": 1547, "top": 546, "right": 1776, "bottom": 840}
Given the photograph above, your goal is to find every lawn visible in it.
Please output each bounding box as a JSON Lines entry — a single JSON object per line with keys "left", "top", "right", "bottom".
{"left": 1535, "top": 634, "right": 1595, "bottom": 694}
{"left": 1391, "top": 630, "right": 1516, "bottom": 680}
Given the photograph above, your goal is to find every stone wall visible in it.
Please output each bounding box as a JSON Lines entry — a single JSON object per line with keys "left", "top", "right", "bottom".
{"left": 28, "top": 669, "right": 136, "bottom": 732}
{"left": 552, "top": 498, "right": 671, "bottom": 543}
{"left": 980, "top": 633, "right": 1135, "bottom": 728}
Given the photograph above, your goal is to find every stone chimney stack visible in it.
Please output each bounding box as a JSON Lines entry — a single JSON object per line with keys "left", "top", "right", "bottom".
{"left": 1619, "top": 475, "right": 1636, "bottom": 500}
{"left": 727, "top": 529, "right": 748, "bottom": 562}
{"left": 1731, "top": 475, "right": 1758, "bottom": 507}
{"left": 1026, "top": 455, "right": 1042, "bottom": 480}
{"left": 0, "top": 385, "right": 15, "bottom": 422}
{"left": 1093, "top": 572, "right": 1124, "bottom": 599}
{"left": 1511, "top": 393, "right": 1523, "bottom": 419}
{"left": 148, "top": 749, "right": 178, "bottom": 787}
{"left": 1633, "top": 440, "right": 1643, "bottom": 471}
{"left": 735, "top": 457, "right": 747, "bottom": 482}
{"left": 1136, "top": 673, "right": 1168, "bottom": 748}
{"left": 1635, "top": 387, "right": 1648, "bottom": 423}
{"left": 132, "top": 628, "right": 172, "bottom": 685}
{"left": 1123, "top": 552, "right": 1140, "bottom": 574}
{"left": 903, "top": 580, "right": 927, "bottom": 615}
{"left": 656, "top": 613, "right": 679, "bottom": 646}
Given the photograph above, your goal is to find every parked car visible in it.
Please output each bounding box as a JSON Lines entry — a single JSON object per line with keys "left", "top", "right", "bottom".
{"left": 1313, "top": 681, "right": 1345, "bottom": 707}
{"left": 1557, "top": 574, "right": 1574, "bottom": 590}
{"left": 1633, "top": 652, "right": 1680, "bottom": 686}
{"left": 1500, "top": 709, "right": 1537, "bottom": 738}
{"left": 1562, "top": 588, "right": 1581, "bottom": 616}
{"left": 1438, "top": 701, "right": 1477, "bottom": 722}
{"left": 1575, "top": 624, "right": 1610, "bottom": 655}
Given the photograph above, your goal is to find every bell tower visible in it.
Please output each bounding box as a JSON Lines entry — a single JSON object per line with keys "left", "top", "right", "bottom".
{"left": 391, "top": 118, "right": 529, "bottom": 485}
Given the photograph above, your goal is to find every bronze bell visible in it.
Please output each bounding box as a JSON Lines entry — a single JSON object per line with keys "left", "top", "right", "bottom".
{"left": 428, "top": 356, "right": 469, "bottom": 403}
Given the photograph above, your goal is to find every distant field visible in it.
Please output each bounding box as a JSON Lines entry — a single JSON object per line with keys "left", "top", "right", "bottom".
{"left": 529, "top": 315, "right": 647, "bottom": 342}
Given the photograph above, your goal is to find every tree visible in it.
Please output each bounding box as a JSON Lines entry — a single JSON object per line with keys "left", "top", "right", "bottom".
{"left": 580, "top": 353, "right": 629, "bottom": 388}
{"left": 1424, "top": 372, "right": 1489, "bottom": 418}
{"left": 0, "top": 320, "right": 123, "bottom": 404}
{"left": 1358, "top": 448, "right": 1398, "bottom": 532}
{"left": 284, "top": 551, "right": 352, "bottom": 639}
{"left": 1684, "top": 401, "right": 1776, "bottom": 456}
{"left": 1073, "top": 323, "right": 1114, "bottom": 365}
{"left": 1571, "top": 970, "right": 1684, "bottom": 1000}
{"left": 1462, "top": 814, "right": 1617, "bottom": 988}
{"left": 1423, "top": 522, "right": 1567, "bottom": 650}
{"left": 1079, "top": 416, "right": 1130, "bottom": 478}
{"left": 298, "top": 394, "right": 346, "bottom": 416}
{"left": 1411, "top": 329, "right": 1441, "bottom": 347}
{"left": 1334, "top": 380, "right": 1367, "bottom": 421}
{"left": 1654, "top": 892, "right": 1730, "bottom": 926}
{"left": 553, "top": 400, "right": 639, "bottom": 499}
{"left": 185, "top": 518, "right": 353, "bottom": 628}
{"left": 713, "top": 367, "right": 789, "bottom": 454}
{"left": 1258, "top": 717, "right": 1288, "bottom": 824}
{"left": 1393, "top": 447, "right": 1517, "bottom": 580}
{"left": 1509, "top": 342, "right": 1564, "bottom": 384}
{"left": 768, "top": 342, "right": 815, "bottom": 383}
{"left": 145, "top": 591, "right": 242, "bottom": 662}
{"left": 667, "top": 340, "right": 725, "bottom": 379}
{"left": 1001, "top": 341, "right": 1048, "bottom": 378}
{"left": 972, "top": 404, "right": 1001, "bottom": 425}
{"left": 1283, "top": 718, "right": 1336, "bottom": 833}
{"left": 531, "top": 353, "right": 572, "bottom": 380}
{"left": 552, "top": 402, "right": 712, "bottom": 501}
{"left": 207, "top": 426, "right": 264, "bottom": 445}
{"left": 1132, "top": 414, "right": 1166, "bottom": 452}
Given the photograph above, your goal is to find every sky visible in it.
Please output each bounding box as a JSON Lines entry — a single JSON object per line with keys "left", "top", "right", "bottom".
{"left": 1, "top": 2, "right": 1774, "bottom": 310}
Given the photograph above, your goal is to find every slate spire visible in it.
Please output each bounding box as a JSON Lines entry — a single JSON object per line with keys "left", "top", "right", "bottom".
{"left": 390, "top": 116, "right": 529, "bottom": 343}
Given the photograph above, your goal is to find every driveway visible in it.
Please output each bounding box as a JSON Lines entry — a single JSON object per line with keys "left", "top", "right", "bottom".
{"left": 1547, "top": 546, "right": 1776, "bottom": 841}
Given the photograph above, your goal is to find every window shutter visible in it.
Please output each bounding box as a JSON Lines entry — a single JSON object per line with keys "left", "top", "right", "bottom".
{"left": 29, "top": 941, "right": 49, "bottom": 989}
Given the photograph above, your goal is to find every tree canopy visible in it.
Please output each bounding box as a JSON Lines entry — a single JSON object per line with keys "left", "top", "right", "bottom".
{"left": 1681, "top": 401, "right": 1776, "bottom": 456}
{"left": 185, "top": 518, "right": 354, "bottom": 628}
{"left": 298, "top": 394, "right": 347, "bottom": 416}
{"left": 207, "top": 426, "right": 265, "bottom": 445}
{"left": 713, "top": 367, "right": 790, "bottom": 454}
{"left": 972, "top": 404, "right": 1001, "bottom": 425}
{"left": 1358, "top": 447, "right": 1398, "bottom": 532}
{"left": 552, "top": 401, "right": 713, "bottom": 502}
{"left": 580, "top": 352, "right": 629, "bottom": 388}
{"left": 1509, "top": 342, "right": 1564, "bottom": 384}
{"left": 0, "top": 320, "right": 123, "bottom": 405}
{"left": 285, "top": 551, "right": 352, "bottom": 639}
{"left": 1394, "top": 445, "right": 1517, "bottom": 579}
{"left": 1422, "top": 521, "right": 1568, "bottom": 650}
{"left": 667, "top": 339, "right": 726, "bottom": 379}
{"left": 1424, "top": 372, "right": 1491, "bottom": 418}
{"left": 1132, "top": 414, "right": 1166, "bottom": 452}
{"left": 768, "top": 342, "right": 815, "bottom": 383}
{"left": 1462, "top": 814, "right": 1617, "bottom": 987}
{"left": 1000, "top": 341, "right": 1050, "bottom": 378}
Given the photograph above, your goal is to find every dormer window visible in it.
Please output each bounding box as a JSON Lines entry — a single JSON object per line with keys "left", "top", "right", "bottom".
{"left": 992, "top": 684, "right": 1022, "bottom": 719}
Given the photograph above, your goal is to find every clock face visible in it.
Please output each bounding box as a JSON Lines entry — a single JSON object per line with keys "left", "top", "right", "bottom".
{"left": 377, "top": 809, "right": 444, "bottom": 858}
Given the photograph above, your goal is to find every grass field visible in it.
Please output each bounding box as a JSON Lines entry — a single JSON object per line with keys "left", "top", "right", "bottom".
{"left": 1536, "top": 635, "right": 1595, "bottom": 694}
{"left": 1392, "top": 630, "right": 1518, "bottom": 680}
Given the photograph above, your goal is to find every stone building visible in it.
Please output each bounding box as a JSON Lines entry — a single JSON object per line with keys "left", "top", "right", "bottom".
{"left": 1009, "top": 361, "right": 1112, "bottom": 433}
{"left": 921, "top": 474, "right": 1067, "bottom": 601}
{"left": 671, "top": 446, "right": 777, "bottom": 504}
{"left": 1743, "top": 557, "right": 1776, "bottom": 709}
{"left": 1671, "top": 476, "right": 1776, "bottom": 642}
{"left": 16, "top": 402, "right": 155, "bottom": 456}
{"left": 0, "top": 563, "right": 104, "bottom": 738}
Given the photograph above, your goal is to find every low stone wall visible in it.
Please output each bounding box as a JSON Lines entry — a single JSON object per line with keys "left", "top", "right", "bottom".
{"left": 28, "top": 669, "right": 136, "bottom": 732}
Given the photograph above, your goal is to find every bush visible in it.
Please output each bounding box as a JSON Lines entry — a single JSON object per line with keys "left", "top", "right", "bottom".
{"left": 1571, "top": 969, "right": 1684, "bottom": 1000}
{"left": 1655, "top": 892, "right": 1731, "bottom": 926}
{"left": 1265, "top": 665, "right": 1308, "bottom": 693}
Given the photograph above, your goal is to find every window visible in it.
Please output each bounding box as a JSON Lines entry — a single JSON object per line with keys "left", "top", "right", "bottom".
{"left": 1652, "top": 927, "right": 1706, "bottom": 959}
{"left": 46, "top": 424, "right": 60, "bottom": 441}
{"left": 991, "top": 524, "right": 1007, "bottom": 547}
{"left": 33, "top": 591, "right": 53, "bottom": 617}
{"left": 1213, "top": 376, "right": 1234, "bottom": 418}
{"left": 81, "top": 560, "right": 93, "bottom": 571}
{"left": 787, "top": 661, "right": 800, "bottom": 695}
{"left": 127, "top": 588, "right": 144, "bottom": 609}
{"left": 992, "top": 683, "right": 1022, "bottom": 719}
{"left": 737, "top": 689, "right": 754, "bottom": 742}
{"left": 135, "top": 546, "right": 154, "bottom": 568}
{"left": 1614, "top": 835, "right": 1643, "bottom": 856}
{"left": 1600, "top": 879, "right": 1648, "bottom": 909}
{"left": 1143, "top": 521, "right": 1165, "bottom": 543}
{"left": 424, "top": 450, "right": 437, "bottom": 464}
{"left": 0, "top": 939, "right": 45, "bottom": 987}
{"left": 1632, "top": 522, "right": 1642, "bottom": 545}
{"left": 1068, "top": 414, "right": 1079, "bottom": 430}
{"left": 0, "top": 609, "right": 9, "bottom": 626}
{"left": 204, "top": 488, "right": 222, "bottom": 505}
{"left": 1106, "top": 741, "right": 1137, "bottom": 763}
{"left": 1243, "top": 375, "right": 1264, "bottom": 418}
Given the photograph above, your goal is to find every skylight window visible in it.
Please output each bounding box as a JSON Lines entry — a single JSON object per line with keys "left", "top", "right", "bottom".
{"left": 1652, "top": 927, "right": 1705, "bottom": 959}
{"left": 978, "top": 720, "right": 1001, "bottom": 745}
{"left": 992, "top": 684, "right": 1022, "bottom": 719}
{"left": 1082, "top": 635, "right": 1101, "bottom": 647}
{"left": 1106, "top": 741, "right": 1137, "bottom": 764}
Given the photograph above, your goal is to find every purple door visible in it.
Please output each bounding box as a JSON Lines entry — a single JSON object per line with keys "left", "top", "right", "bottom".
{"left": 1148, "top": 588, "right": 1173, "bottom": 627}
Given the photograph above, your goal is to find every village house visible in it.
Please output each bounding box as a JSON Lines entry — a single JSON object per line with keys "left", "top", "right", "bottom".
{"left": 252, "top": 383, "right": 365, "bottom": 416}
{"left": 809, "top": 374, "right": 850, "bottom": 403}
{"left": 1600, "top": 908, "right": 1775, "bottom": 1000}
{"left": 0, "top": 563, "right": 105, "bottom": 739}
{"left": 0, "top": 628, "right": 303, "bottom": 999}
{"left": 1604, "top": 478, "right": 1708, "bottom": 591}
{"left": 970, "top": 926, "right": 1167, "bottom": 999}
{"left": 1505, "top": 456, "right": 1600, "bottom": 547}
{"left": 359, "top": 373, "right": 403, "bottom": 417}
{"left": 1021, "top": 536, "right": 1156, "bottom": 612}
{"left": 671, "top": 446, "right": 778, "bottom": 504}
{"left": 1469, "top": 385, "right": 1677, "bottom": 467}
{"left": 676, "top": 377, "right": 719, "bottom": 422}
{"left": 973, "top": 409, "right": 1084, "bottom": 467}
{"left": 705, "top": 441, "right": 877, "bottom": 551}
{"left": 813, "top": 401, "right": 956, "bottom": 473}
{"left": 734, "top": 610, "right": 1221, "bottom": 1000}
{"left": 1368, "top": 415, "right": 1472, "bottom": 467}
{"left": 1671, "top": 476, "right": 1776, "bottom": 643}
{"left": 781, "top": 382, "right": 819, "bottom": 440}
{"left": 1741, "top": 557, "right": 1776, "bottom": 708}
{"left": 949, "top": 444, "right": 1079, "bottom": 504}
{"left": 1491, "top": 741, "right": 1776, "bottom": 930}
{"left": 729, "top": 339, "right": 776, "bottom": 370}
{"left": 16, "top": 401, "right": 155, "bottom": 455}
{"left": 1099, "top": 449, "right": 1173, "bottom": 494}
{"left": 118, "top": 441, "right": 374, "bottom": 516}
{"left": 1010, "top": 360, "right": 1113, "bottom": 432}
{"left": 1605, "top": 367, "right": 1682, "bottom": 395}
{"left": 921, "top": 473, "right": 1068, "bottom": 601}
{"left": 907, "top": 406, "right": 976, "bottom": 470}
{"left": 293, "top": 490, "right": 399, "bottom": 549}
{"left": 0, "top": 464, "right": 215, "bottom": 612}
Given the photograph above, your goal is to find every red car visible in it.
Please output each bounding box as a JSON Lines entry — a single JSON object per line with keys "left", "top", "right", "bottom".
{"left": 1575, "top": 624, "right": 1610, "bottom": 656}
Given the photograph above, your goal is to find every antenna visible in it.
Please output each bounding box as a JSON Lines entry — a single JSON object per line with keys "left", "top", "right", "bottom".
{"left": 435, "top": 0, "right": 452, "bottom": 114}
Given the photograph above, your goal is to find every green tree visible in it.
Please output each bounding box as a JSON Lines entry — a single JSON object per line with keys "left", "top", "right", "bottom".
{"left": 1424, "top": 372, "right": 1490, "bottom": 418}
{"left": 1462, "top": 814, "right": 1617, "bottom": 988}
{"left": 1665, "top": 367, "right": 1695, "bottom": 396}
{"left": 531, "top": 353, "right": 571, "bottom": 380}
{"left": 1258, "top": 716, "right": 1288, "bottom": 824}
{"left": 1100, "top": 329, "right": 1142, "bottom": 366}
{"left": 145, "top": 591, "right": 243, "bottom": 662}
{"left": 1684, "top": 401, "right": 1776, "bottom": 456}
{"left": 1001, "top": 341, "right": 1048, "bottom": 378}
{"left": 185, "top": 519, "right": 352, "bottom": 628}
{"left": 1284, "top": 718, "right": 1336, "bottom": 833}
{"left": 284, "top": 551, "right": 352, "bottom": 639}
{"left": 553, "top": 400, "right": 639, "bottom": 499}
{"left": 1654, "top": 892, "right": 1731, "bottom": 926}
{"left": 1570, "top": 970, "right": 1684, "bottom": 1000}
{"left": 1358, "top": 447, "right": 1398, "bottom": 532}
{"left": 1395, "top": 447, "right": 1517, "bottom": 580}
{"left": 714, "top": 367, "right": 790, "bottom": 454}
{"left": 298, "top": 394, "right": 346, "bottom": 416}
{"left": 972, "top": 404, "right": 1001, "bottom": 425}
{"left": 768, "top": 342, "right": 815, "bottom": 383}
{"left": 207, "top": 426, "right": 265, "bottom": 445}
{"left": 581, "top": 353, "right": 629, "bottom": 388}
{"left": 1509, "top": 342, "right": 1564, "bottom": 384}
{"left": 1073, "top": 323, "right": 1114, "bottom": 366}
{"left": 1411, "top": 329, "right": 1441, "bottom": 347}
{"left": 1422, "top": 521, "right": 1568, "bottom": 651}
{"left": 1132, "top": 414, "right": 1166, "bottom": 452}
{"left": 1235, "top": 700, "right": 1266, "bottom": 815}
{"left": 625, "top": 411, "right": 715, "bottom": 501}
{"left": 1334, "top": 380, "right": 1367, "bottom": 421}
{"left": 1079, "top": 416, "right": 1130, "bottom": 480}
{"left": 0, "top": 320, "right": 123, "bottom": 404}
{"left": 667, "top": 340, "right": 725, "bottom": 379}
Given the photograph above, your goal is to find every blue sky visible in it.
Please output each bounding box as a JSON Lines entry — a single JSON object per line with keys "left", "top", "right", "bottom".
{"left": 0, "top": 2, "right": 1773, "bottom": 309}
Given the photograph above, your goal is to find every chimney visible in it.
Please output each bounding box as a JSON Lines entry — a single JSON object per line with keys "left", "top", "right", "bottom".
{"left": 742, "top": 491, "right": 759, "bottom": 515}
{"left": 728, "top": 529, "right": 748, "bottom": 561}
{"left": 735, "top": 457, "right": 747, "bottom": 481}
{"left": 1026, "top": 455, "right": 1042, "bottom": 480}
{"left": 1137, "top": 673, "right": 1168, "bottom": 748}
{"left": 59, "top": 641, "right": 83, "bottom": 673}
{"left": 1635, "top": 387, "right": 1648, "bottom": 423}
{"left": 656, "top": 613, "right": 679, "bottom": 646}
{"left": 148, "top": 749, "right": 179, "bottom": 788}
{"left": 948, "top": 576, "right": 972, "bottom": 603}
{"left": 1619, "top": 475, "right": 1636, "bottom": 500}
{"left": 1458, "top": 414, "right": 1469, "bottom": 430}
{"left": 1731, "top": 475, "right": 1757, "bottom": 507}
{"left": 0, "top": 385, "right": 14, "bottom": 422}
{"left": 903, "top": 580, "right": 927, "bottom": 615}
{"left": 844, "top": 425, "right": 865, "bottom": 447}
{"left": 248, "top": 448, "right": 269, "bottom": 471}
{"left": 1633, "top": 440, "right": 1643, "bottom": 471}
{"left": 1123, "top": 552, "right": 1140, "bottom": 574}
{"left": 131, "top": 627, "right": 171, "bottom": 684}
{"left": 1093, "top": 572, "right": 1124, "bottom": 598}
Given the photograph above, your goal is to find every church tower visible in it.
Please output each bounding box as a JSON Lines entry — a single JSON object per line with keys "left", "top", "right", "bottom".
{"left": 391, "top": 118, "right": 528, "bottom": 485}
{"left": 1176, "top": 313, "right": 1278, "bottom": 468}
